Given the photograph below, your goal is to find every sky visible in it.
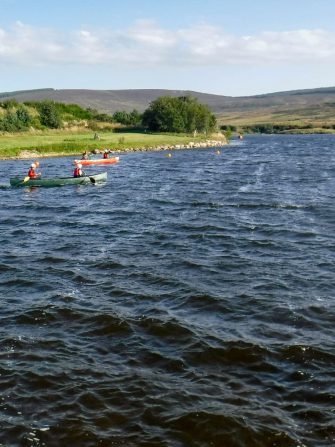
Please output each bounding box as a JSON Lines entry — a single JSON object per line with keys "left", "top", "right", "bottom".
{"left": 0, "top": 0, "right": 335, "bottom": 96}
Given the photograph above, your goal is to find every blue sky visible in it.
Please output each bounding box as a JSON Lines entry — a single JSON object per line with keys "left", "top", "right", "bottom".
{"left": 1, "top": 0, "right": 335, "bottom": 96}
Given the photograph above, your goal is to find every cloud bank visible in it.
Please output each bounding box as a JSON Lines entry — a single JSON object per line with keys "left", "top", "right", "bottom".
{"left": 0, "top": 20, "right": 334, "bottom": 68}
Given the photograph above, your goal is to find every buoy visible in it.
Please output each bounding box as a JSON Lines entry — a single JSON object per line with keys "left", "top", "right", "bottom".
{"left": 216, "top": 150, "right": 221, "bottom": 155}
{"left": 167, "top": 153, "right": 172, "bottom": 157}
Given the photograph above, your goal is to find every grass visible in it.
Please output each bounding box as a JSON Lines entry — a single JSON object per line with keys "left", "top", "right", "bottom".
{"left": 0, "top": 130, "right": 214, "bottom": 159}
{"left": 217, "top": 104, "right": 335, "bottom": 132}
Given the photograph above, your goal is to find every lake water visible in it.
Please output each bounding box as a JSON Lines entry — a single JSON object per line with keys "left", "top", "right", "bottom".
{"left": 0, "top": 134, "right": 334, "bottom": 446}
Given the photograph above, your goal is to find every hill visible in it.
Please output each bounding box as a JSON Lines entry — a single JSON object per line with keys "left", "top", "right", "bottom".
{"left": 1, "top": 87, "right": 335, "bottom": 129}
{"left": 0, "top": 88, "right": 220, "bottom": 113}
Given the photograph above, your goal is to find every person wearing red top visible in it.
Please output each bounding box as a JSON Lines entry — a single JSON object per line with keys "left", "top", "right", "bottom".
{"left": 103, "top": 150, "right": 109, "bottom": 159}
{"left": 27, "top": 162, "right": 41, "bottom": 179}
{"left": 73, "top": 163, "right": 84, "bottom": 178}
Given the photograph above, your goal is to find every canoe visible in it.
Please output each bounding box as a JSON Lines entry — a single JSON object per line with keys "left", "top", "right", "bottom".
{"left": 10, "top": 172, "right": 107, "bottom": 187}
{"left": 75, "top": 156, "right": 119, "bottom": 166}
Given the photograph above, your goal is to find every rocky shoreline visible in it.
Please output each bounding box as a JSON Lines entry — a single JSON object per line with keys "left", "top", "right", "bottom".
{"left": 7, "top": 139, "right": 227, "bottom": 160}
{"left": 105, "top": 139, "right": 227, "bottom": 153}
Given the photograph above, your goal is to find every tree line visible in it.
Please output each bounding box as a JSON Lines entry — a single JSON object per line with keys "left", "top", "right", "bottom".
{"left": 0, "top": 95, "right": 217, "bottom": 134}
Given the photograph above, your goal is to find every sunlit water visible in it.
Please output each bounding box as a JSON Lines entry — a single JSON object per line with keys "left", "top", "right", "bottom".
{"left": 0, "top": 134, "right": 334, "bottom": 446}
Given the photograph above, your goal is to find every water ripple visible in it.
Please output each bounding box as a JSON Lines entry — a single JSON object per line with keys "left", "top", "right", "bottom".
{"left": 0, "top": 136, "right": 334, "bottom": 446}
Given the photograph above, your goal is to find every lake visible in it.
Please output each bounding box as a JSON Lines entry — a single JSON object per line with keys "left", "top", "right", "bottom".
{"left": 0, "top": 134, "right": 334, "bottom": 446}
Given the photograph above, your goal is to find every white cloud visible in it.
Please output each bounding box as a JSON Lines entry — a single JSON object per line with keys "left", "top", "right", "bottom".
{"left": 0, "top": 21, "right": 334, "bottom": 68}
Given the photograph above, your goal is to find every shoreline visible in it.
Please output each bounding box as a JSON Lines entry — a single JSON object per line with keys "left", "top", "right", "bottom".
{"left": 0, "top": 139, "right": 227, "bottom": 161}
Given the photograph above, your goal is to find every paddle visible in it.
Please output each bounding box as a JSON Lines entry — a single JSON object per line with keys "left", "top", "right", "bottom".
{"left": 79, "top": 171, "right": 95, "bottom": 184}
{"left": 23, "top": 173, "right": 41, "bottom": 183}
{"left": 22, "top": 172, "right": 42, "bottom": 183}
{"left": 81, "top": 169, "right": 96, "bottom": 184}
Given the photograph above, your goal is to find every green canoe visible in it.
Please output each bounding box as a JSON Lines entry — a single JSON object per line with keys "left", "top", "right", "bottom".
{"left": 10, "top": 172, "right": 107, "bottom": 187}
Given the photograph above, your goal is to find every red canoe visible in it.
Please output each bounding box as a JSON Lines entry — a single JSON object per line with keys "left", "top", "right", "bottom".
{"left": 74, "top": 156, "right": 120, "bottom": 166}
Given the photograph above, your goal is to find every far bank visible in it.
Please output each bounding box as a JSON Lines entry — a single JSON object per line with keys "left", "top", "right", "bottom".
{"left": 0, "top": 130, "right": 227, "bottom": 160}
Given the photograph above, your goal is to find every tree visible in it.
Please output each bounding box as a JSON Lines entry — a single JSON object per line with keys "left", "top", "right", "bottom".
{"left": 38, "top": 101, "right": 62, "bottom": 128}
{"left": 0, "top": 111, "right": 18, "bottom": 132}
{"left": 129, "top": 109, "right": 142, "bottom": 126}
{"left": 142, "top": 96, "right": 185, "bottom": 132}
{"left": 142, "top": 95, "right": 216, "bottom": 133}
{"left": 113, "top": 111, "right": 129, "bottom": 125}
{"left": 16, "top": 106, "right": 32, "bottom": 129}
{"left": 0, "top": 106, "right": 32, "bottom": 131}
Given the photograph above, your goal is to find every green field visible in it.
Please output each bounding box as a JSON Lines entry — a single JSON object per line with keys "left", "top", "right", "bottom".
{"left": 0, "top": 130, "right": 212, "bottom": 159}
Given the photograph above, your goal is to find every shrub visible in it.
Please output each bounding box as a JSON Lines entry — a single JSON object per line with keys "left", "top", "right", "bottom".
{"left": 38, "top": 101, "right": 62, "bottom": 128}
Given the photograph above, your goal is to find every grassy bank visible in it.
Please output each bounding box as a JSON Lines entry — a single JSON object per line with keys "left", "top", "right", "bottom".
{"left": 0, "top": 130, "right": 222, "bottom": 159}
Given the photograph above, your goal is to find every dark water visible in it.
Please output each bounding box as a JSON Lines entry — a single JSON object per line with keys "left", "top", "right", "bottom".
{"left": 0, "top": 135, "right": 334, "bottom": 446}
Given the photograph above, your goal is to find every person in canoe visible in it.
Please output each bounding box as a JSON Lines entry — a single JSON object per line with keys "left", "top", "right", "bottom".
{"left": 73, "top": 162, "right": 85, "bottom": 178}
{"left": 81, "top": 151, "right": 89, "bottom": 160}
{"left": 103, "top": 149, "right": 109, "bottom": 159}
{"left": 27, "top": 162, "right": 41, "bottom": 179}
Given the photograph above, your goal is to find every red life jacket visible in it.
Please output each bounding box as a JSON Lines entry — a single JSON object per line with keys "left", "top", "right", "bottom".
{"left": 28, "top": 167, "right": 38, "bottom": 179}
{"left": 103, "top": 152, "right": 108, "bottom": 159}
{"left": 73, "top": 167, "right": 82, "bottom": 177}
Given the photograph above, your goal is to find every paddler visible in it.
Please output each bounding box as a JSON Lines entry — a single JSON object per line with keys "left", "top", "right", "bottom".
{"left": 103, "top": 149, "right": 109, "bottom": 159}
{"left": 27, "top": 162, "right": 41, "bottom": 179}
{"left": 73, "top": 162, "right": 84, "bottom": 178}
{"left": 81, "top": 151, "right": 89, "bottom": 160}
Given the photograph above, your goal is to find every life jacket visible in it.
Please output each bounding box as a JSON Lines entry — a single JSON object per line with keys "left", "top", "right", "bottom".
{"left": 28, "top": 167, "right": 38, "bottom": 179}
{"left": 103, "top": 152, "right": 108, "bottom": 159}
{"left": 73, "top": 167, "right": 82, "bottom": 178}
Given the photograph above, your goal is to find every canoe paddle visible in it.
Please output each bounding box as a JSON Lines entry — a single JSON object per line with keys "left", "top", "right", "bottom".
{"left": 22, "top": 174, "right": 41, "bottom": 183}
{"left": 78, "top": 173, "right": 96, "bottom": 184}
{"left": 81, "top": 170, "right": 96, "bottom": 184}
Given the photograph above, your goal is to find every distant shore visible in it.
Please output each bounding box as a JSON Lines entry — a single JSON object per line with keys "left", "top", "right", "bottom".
{"left": 0, "top": 139, "right": 227, "bottom": 160}
{"left": 0, "top": 131, "right": 227, "bottom": 160}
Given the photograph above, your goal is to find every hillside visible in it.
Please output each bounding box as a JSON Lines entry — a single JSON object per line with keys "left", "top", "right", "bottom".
{"left": 1, "top": 87, "right": 335, "bottom": 128}
{"left": 0, "top": 88, "right": 220, "bottom": 114}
